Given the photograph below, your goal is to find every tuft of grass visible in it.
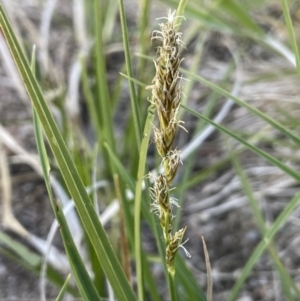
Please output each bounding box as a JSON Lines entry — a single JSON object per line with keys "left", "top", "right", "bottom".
{"left": 1, "top": 1, "right": 300, "bottom": 301}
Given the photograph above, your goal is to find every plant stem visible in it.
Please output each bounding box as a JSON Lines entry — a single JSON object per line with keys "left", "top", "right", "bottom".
{"left": 168, "top": 271, "right": 177, "bottom": 301}
{"left": 134, "top": 103, "right": 155, "bottom": 301}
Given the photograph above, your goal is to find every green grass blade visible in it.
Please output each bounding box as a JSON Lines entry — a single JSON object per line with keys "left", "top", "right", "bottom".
{"left": 104, "top": 142, "right": 162, "bottom": 301}
{"left": 180, "top": 126, "right": 272, "bottom": 192}
{"left": 280, "top": 0, "right": 300, "bottom": 78}
{"left": 136, "top": 0, "right": 150, "bottom": 102}
{"left": 0, "top": 5, "right": 136, "bottom": 300}
{"left": 94, "top": 0, "right": 115, "bottom": 169}
{"left": 181, "top": 69, "right": 300, "bottom": 147}
{"left": 227, "top": 191, "right": 300, "bottom": 301}
{"left": 104, "top": 143, "right": 135, "bottom": 191}
{"left": 56, "top": 201, "right": 102, "bottom": 301}
{"left": 118, "top": 0, "right": 142, "bottom": 149}
{"left": 0, "top": 231, "right": 39, "bottom": 267}
{"left": 102, "top": 1, "right": 118, "bottom": 42}
{"left": 176, "top": 256, "right": 206, "bottom": 301}
{"left": 0, "top": 233, "right": 78, "bottom": 296}
{"left": 219, "top": 0, "right": 263, "bottom": 35}
{"left": 182, "top": 104, "right": 300, "bottom": 182}
{"left": 34, "top": 111, "right": 101, "bottom": 301}
{"left": 81, "top": 58, "right": 101, "bottom": 144}
{"left": 178, "top": 30, "right": 205, "bottom": 120}
{"left": 55, "top": 274, "right": 71, "bottom": 301}
{"left": 134, "top": 103, "right": 156, "bottom": 301}
{"left": 161, "top": 0, "right": 244, "bottom": 35}
{"left": 176, "top": 0, "right": 188, "bottom": 28}
{"left": 230, "top": 148, "right": 300, "bottom": 299}
{"left": 175, "top": 56, "right": 236, "bottom": 231}
{"left": 161, "top": 0, "right": 227, "bottom": 28}
{"left": 32, "top": 59, "right": 102, "bottom": 301}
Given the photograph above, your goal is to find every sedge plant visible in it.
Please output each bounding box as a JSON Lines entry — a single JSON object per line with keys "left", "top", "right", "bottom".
{"left": 3, "top": 0, "right": 300, "bottom": 300}
{"left": 146, "top": 10, "right": 191, "bottom": 291}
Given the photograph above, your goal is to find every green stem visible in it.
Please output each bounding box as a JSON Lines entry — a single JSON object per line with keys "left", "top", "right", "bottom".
{"left": 168, "top": 271, "right": 177, "bottom": 301}
{"left": 134, "top": 103, "right": 155, "bottom": 301}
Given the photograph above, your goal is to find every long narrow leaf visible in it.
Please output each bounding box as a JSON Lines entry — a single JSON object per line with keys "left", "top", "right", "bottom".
{"left": 34, "top": 114, "right": 101, "bottom": 301}
{"left": 230, "top": 149, "right": 300, "bottom": 299}
{"left": 181, "top": 105, "right": 300, "bottom": 182}
{"left": 55, "top": 274, "right": 71, "bottom": 301}
{"left": 228, "top": 191, "right": 300, "bottom": 301}
{"left": 219, "top": 0, "right": 263, "bottom": 35}
{"left": 32, "top": 53, "right": 102, "bottom": 301}
{"left": 118, "top": 0, "right": 142, "bottom": 149}
{"left": 0, "top": 232, "right": 78, "bottom": 296}
{"left": 94, "top": 0, "right": 115, "bottom": 171}
{"left": 176, "top": 256, "right": 206, "bottom": 301}
{"left": 134, "top": 103, "right": 155, "bottom": 301}
{"left": 280, "top": 0, "right": 300, "bottom": 78}
{"left": 105, "top": 142, "right": 163, "bottom": 301}
{"left": 0, "top": 5, "right": 136, "bottom": 301}
{"left": 181, "top": 69, "right": 300, "bottom": 147}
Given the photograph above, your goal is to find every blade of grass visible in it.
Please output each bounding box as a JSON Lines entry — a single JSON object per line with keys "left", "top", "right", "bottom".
{"left": 174, "top": 55, "right": 236, "bottom": 231}
{"left": 227, "top": 191, "right": 300, "bottom": 301}
{"left": 0, "top": 234, "right": 78, "bottom": 296}
{"left": 105, "top": 126, "right": 205, "bottom": 301}
{"left": 182, "top": 104, "right": 300, "bottom": 182}
{"left": 219, "top": 0, "right": 263, "bottom": 36}
{"left": 30, "top": 45, "right": 75, "bottom": 301}
{"left": 0, "top": 5, "right": 136, "bottom": 300}
{"left": 163, "top": 0, "right": 270, "bottom": 42}
{"left": 280, "top": 0, "right": 300, "bottom": 78}
{"left": 80, "top": 57, "right": 101, "bottom": 145}
{"left": 161, "top": 0, "right": 232, "bottom": 31}
{"left": 180, "top": 69, "right": 300, "bottom": 147}
{"left": 104, "top": 143, "right": 162, "bottom": 301}
{"left": 176, "top": 0, "right": 188, "bottom": 27}
{"left": 176, "top": 256, "right": 206, "bottom": 301}
{"left": 179, "top": 125, "right": 272, "bottom": 192}
{"left": 118, "top": 0, "right": 142, "bottom": 150}
{"left": 57, "top": 200, "right": 103, "bottom": 300}
{"left": 104, "top": 142, "right": 135, "bottom": 191}
{"left": 202, "top": 237, "right": 212, "bottom": 301}
{"left": 136, "top": 0, "right": 150, "bottom": 101}
{"left": 229, "top": 144, "right": 300, "bottom": 300}
{"left": 178, "top": 30, "right": 206, "bottom": 120}
{"left": 94, "top": 0, "right": 115, "bottom": 172}
{"left": 55, "top": 274, "right": 71, "bottom": 301}
{"left": 134, "top": 103, "right": 155, "bottom": 301}
{"left": 34, "top": 120, "right": 101, "bottom": 301}
{"left": 32, "top": 57, "right": 102, "bottom": 301}
{"left": 102, "top": 0, "right": 118, "bottom": 42}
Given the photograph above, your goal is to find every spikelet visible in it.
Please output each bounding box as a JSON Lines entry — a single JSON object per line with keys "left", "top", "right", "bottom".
{"left": 147, "top": 10, "right": 190, "bottom": 274}
{"left": 147, "top": 10, "right": 184, "bottom": 159}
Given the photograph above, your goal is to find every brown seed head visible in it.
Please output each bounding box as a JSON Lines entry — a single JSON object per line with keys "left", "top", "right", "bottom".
{"left": 147, "top": 10, "right": 184, "bottom": 156}
{"left": 164, "top": 149, "right": 182, "bottom": 184}
{"left": 166, "top": 226, "right": 187, "bottom": 274}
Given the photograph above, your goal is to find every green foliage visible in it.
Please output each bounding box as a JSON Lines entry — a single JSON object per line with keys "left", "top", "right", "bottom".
{"left": 1, "top": 0, "right": 300, "bottom": 300}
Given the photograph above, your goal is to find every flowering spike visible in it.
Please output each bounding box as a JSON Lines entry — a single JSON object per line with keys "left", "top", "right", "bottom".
{"left": 147, "top": 10, "right": 189, "bottom": 276}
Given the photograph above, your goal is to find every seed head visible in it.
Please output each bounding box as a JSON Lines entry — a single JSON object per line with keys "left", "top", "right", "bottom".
{"left": 146, "top": 10, "right": 184, "bottom": 154}
{"left": 163, "top": 149, "right": 182, "bottom": 185}
{"left": 147, "top": 10, "right": 189, "bottom": 275}
{"left": 166, "top": 226, "right": 187, "bottom": 274}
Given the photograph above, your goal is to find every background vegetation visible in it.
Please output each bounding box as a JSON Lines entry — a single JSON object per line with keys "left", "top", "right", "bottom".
{"left": 0, "top": 0, "right": 300, "bottom": 300}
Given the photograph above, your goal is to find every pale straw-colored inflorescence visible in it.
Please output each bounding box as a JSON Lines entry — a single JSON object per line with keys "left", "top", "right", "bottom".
{"left": 147, "top": 10, "right": 190, "bottom": 275}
